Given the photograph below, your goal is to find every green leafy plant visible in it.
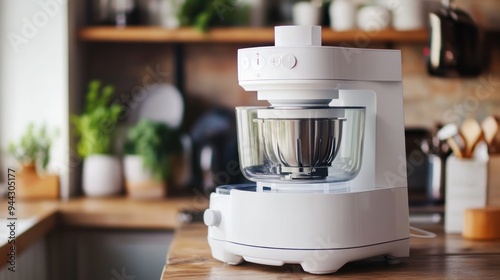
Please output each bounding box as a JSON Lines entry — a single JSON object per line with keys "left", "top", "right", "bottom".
{"left": 178, "top": 0, "right": 249, "bottom": 32}
{"left": 8, "top": 123, "right": 56, "bottom": 170}
{"left": 71, "top": 80, "right": 123, "bottom": 158}
{"left": 123, "top": 120, "right": 183, "bottom": 181}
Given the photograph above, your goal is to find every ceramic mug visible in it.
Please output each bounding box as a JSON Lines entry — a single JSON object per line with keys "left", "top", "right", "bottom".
{"left": 292, "top": 1, "right": 321, "bottom": 26}
{"left": 380, "top": 0, "right": 424, "bottom": 30}
{"left": 357, "top": 6, "right": 391, "bottom": 31}
{"left": 329, "top": 0, "right": 356, "bottom": 31}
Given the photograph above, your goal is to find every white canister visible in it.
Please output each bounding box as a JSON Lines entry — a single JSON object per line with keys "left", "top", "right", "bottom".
{"left": 445, "top": 156, "right": 488, "bottom": 233}
{"left": 356, "top": 6, "right": 391, "bottom": 31}
{"left": 380, "top": 0, "right": 424, "bottom": 30}
{"left": 292, "top": 1, "right": 321, "bottom": 26}
{"left": 329, "top": 0, "right": 356, "bottom": 31}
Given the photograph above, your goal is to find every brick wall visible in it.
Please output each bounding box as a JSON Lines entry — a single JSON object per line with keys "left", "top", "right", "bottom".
{"left": 182, "top": 42, "right": 500, "bottom": 129}
{"left": 401, "top": 44, "right": 500, "bottom": 128}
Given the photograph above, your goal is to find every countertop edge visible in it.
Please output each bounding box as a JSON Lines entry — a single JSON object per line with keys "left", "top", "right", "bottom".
{"left": 0, "top": 196, "right": 208, "bottom": 269}
{"left": 1, "top": 207, "right": 58, "bottom": 267}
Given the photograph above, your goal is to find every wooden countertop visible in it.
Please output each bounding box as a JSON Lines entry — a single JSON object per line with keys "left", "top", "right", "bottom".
{"left": 56, "top": 196, "right": 204, "bottom": 229}
{"left": 4, "top": 197, "right": 500, "bottom": 278}
{"left": 162, "top": 224, "right": 500, "bottom": 279}
{"left": 0, "top": 197, "right": 208, "bottom": 267}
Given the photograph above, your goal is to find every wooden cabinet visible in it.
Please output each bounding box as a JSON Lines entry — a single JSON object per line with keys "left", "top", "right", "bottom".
{"left": 0, "top": 239, "right": 49, "bottom": 280}
{"left": 49, "top": 230, "right": 173, "bottom": 280}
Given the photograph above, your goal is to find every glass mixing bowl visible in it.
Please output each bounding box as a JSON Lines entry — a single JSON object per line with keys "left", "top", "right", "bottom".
{"left": 236, "top": 106, "right": 365, "bottom": 184}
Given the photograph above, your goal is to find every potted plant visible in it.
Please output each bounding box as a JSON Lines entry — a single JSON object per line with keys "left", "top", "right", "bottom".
{"left": 71, "top": 80, "right": 123, "bottom": 196}
{"left": 123, "top": 119, "right": 182, "bottom": 198}
{"left": 7, "top": 123, "right": 59, "bottom": 198}
{"left": 178, "top": 0, "right": 248, "bottom": 32}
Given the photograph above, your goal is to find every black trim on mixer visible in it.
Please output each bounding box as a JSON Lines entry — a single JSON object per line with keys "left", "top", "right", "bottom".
{"left": 209, "top": 237, "right": 411, "bottom": 251}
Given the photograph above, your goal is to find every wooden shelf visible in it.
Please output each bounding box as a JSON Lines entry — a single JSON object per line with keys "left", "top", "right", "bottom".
{"left": 78, "top": 26, "right": 429, "bottom": 44}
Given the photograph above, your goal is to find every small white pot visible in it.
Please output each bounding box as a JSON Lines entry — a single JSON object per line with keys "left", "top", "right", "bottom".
{"left": 123, "top": 155, "right": 166, "bottom": 199}
{"left": 158, "top": 0, "right": 184, "bottom": 29}
{"left": 82, "top": 154, "right": 122, "bottom": 197}
{"left": 378, "top": 0, "right": 424, "bottom": 30}
{"left": 357, "top": 6, "right": 391, "bottom": 31}
{"left": 329, "top": 0, "right": 357, "bottom": 31}
{"left": 292, "top": 1, "right": 321, "bottom": 26}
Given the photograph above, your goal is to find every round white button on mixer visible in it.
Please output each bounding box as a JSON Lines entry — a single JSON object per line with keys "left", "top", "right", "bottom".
{"left": 282, "top": 54, "right": 297, "bottom": 69}
{"left": 251, "top": 55, "right": 265, "bottom": 70}
{"left": 268, "top": 54, "right": 281, "bottom": 68}
{"left": 204, "top": 209, "right": 221, "bottom": 227}
{"left": 240, "top": 56, "right": 250, "bottom": 70}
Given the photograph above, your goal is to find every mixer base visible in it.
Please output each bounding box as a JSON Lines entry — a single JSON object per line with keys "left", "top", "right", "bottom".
{"left": 205, "top": 186, "right": 410, "bottom": 274}
{"left": 208, "top": 237, "right": 409, "bottom": 274}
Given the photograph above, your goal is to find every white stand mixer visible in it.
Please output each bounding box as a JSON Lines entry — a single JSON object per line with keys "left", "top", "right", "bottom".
{"left": 204, "top": 26, "right": 410, "bottom": 274}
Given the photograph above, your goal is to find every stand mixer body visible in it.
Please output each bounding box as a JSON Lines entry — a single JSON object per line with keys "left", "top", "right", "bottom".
{"left": 204, "top": 26, "right": 410, "bottom": 274}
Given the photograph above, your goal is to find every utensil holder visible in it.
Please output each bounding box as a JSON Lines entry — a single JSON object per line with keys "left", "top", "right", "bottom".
{"left": 445, "top": 155, "right": 500, "bottom": 233}
{"left": 487, "top": 155, "right": 500, "bottom": 206}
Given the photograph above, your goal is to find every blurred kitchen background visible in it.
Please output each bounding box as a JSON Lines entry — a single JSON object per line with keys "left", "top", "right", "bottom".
{"left": 1, "top": 1, "right": 500, "bottom": 279}
{"left": 0, "top": 0, "right": 499, "bottom": 204}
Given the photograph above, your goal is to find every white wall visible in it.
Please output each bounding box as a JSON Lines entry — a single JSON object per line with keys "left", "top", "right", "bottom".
{"left": 0, "top": 0, "right": 70, "bottom": 197}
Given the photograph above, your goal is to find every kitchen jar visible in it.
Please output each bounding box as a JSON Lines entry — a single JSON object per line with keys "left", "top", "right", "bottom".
{"left": 329, "top": 0, "right": 356, "bottom": 31}
{"left": 357, "top": 6, "right": 391, "bottom": 31}
{"left": 292, "top": 1, "right": 322, "bottom": 26}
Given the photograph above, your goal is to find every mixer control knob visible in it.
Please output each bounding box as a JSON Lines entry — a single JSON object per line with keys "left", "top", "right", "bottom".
{"left": 204, "top": 209, "right": 221, "bottom": 227}
{"left": 268, "top": 54, "right": 281, "bottom": 68}
{"left": 282, "top": 54, "right": 297, "bottom": 69}
{"left": 275, "top": 26, "right": 321, "bottom": 47}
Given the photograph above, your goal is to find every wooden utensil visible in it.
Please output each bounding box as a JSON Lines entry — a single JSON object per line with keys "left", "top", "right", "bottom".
{"left": 460, "top": 118, "right": 483, "bottom": 158}
{"left": 437, "top": 123, "right": 458, "bottom": 140}
{"left": 438, "top": 123, "right": 464, "bottom": 158}
{"left": 447, "top": 137, "right": 464, "bottom": 158}
{"left": 481, "top": 116, "right": 500, "bottom": 154}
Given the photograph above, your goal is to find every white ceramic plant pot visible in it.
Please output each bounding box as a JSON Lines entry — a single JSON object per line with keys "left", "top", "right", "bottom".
{"left": 82, "top": 154, "right": 123, "bottom": 197}
{"left": 123, "top": 155, "right": 166, "bottom": 199}
{"left": 158, "top": 0, "right": 184, "bottom": 29}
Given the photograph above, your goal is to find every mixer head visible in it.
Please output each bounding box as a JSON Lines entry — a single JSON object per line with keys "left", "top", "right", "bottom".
{"left": 234, "top": 26, "right": 367, "bottom": 186}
